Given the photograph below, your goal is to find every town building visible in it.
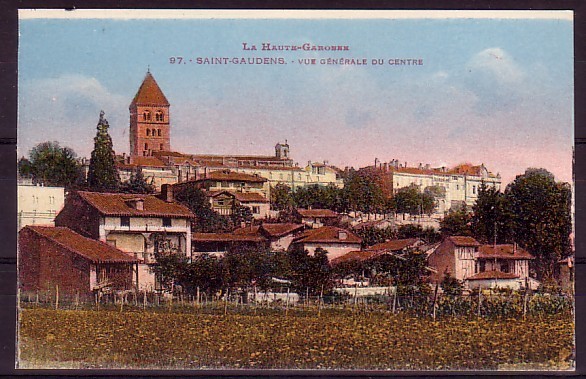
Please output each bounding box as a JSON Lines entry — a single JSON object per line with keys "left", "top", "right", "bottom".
{"left": 364, "top": 159, "right": 502, "bottom": 213}
{"left": 233, "top": 223, "right": 305, "bottom": 252}
{"left": 291, "top": 226, "right": 362, "bottom": 261}
{"left": 427, "top": 236, "right": 535, "bottom": 290}
{"left": 330, "top": 238, "right": 424, "bottom": 266}
{"left": 192, "top": 232, "right": 268, "bottom": 257}
{"left": 54, "top": 191, "right": 194, "bottom": 291}
{"left": 294, "top": 208, "right": 340, "bottom": 228}
{"left": 18, "top": 225, "right": 137, "bottom": 297}
{"left": 17, "top": 182, "right": 65, "bottom": 230}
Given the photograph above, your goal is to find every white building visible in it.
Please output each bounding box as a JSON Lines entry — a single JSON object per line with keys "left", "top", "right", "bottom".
{"left": 17, "top": 183, "right": 65, "bottom": 230}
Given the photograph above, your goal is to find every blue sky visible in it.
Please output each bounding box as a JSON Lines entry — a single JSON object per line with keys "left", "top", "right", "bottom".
{"left": 18, "top": 11, "right": 573, "bottom": 185}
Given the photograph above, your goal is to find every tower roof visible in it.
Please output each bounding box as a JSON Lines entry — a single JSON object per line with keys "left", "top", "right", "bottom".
{"left": 130, "top": 71, "right": 170, "bottom": 107}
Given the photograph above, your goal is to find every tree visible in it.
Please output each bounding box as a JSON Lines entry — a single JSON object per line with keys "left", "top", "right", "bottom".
{"left": 289, "top": 246, "right": 334, "bottom": 296}
{"left": 353, "top": 225, "right": 396, "bottom": 248}
{"left": 231, "top": 205, "right": 253, "bottom": 226}
{"left": 505, "top": 168, "right": 572, "bottom": 281}
{"left": 342, "top": 169, "right": 390, "bottom": 214}
{"left": 23, "top": 141, "right": 84, "bottom": 189}
{"left": 222, "top": 245, "right": 273, "bottom": 292}
{"left": 151, "top": 251, "right": 190, "bottom": 291}
{"left": 87, "top": 111, "right": 120, "bottom": 192}
{"left": 271, "top": 183, "right": 294, "bottom": 211}
{"left": 440, "top": 209, "right": 472, "bottom": 236}
{"left": 440, "top": 273, "right": 464, "bottom": 296}
{"left": 119, "top": 168, "right": 155, "bottom": 194}
{"left": 174, "top": 186, "right": 232, "bottom": 233}
{"left": 471, "top": 182, "right": 513, "bottom": 244}
{"left": 394, "top": 185, "right": 435, "bottom": 215}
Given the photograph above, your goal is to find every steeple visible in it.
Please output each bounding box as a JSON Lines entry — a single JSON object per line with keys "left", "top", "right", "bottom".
{"left": 129, "top": 71, "right": 171, "bottom": 158}
{"left": 130, "top": 71, "right": 170, "bottom": 107}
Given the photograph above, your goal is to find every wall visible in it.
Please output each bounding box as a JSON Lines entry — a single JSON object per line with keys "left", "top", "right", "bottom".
{"left": 304, "top": 243, "right": 362, "bottom": 261}
{"left": 18, "top": 185, "right": 65, "bottom": 230}
{"left": 427, "top": 239, "right": 456, "bottom": 283}
{"left": 466, "top": 278, "right": 522, "bottom": 290}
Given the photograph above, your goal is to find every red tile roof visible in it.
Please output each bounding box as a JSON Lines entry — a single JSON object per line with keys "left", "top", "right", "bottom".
{"left": 448, "top": 236, "right": 480, "bottom": 247}
{"left": 296, "top": 208, "right": 339, "bottom": 218}
{"left": 24, "top": 226, "right": 137, "bottom": 264}
{"left": 192, "top": 233, "right": 266, "bottom": 243}
{"left": 130, "top": 72, "right": 169, "bottom": 106}
{"left": 260, "top": 223, "right": 305, "bottom": 237}
{"left": 330, "top": 250, "right": 380, "bottom": 265}
{"left": 200, "top": 170, "right": 267, "bottom": 183}
{"left": 76, "top": 191, "right": 194, "bottom": 218}
{"left": 293, "top": 226, "right": 362, "bottom": 245}
{"left": 205, "top": 190, "right": 268, "bottom": 203}
{"left": 477, "top": 244, "right": 534, "bottom": 260}
{"left": 367, "top": 238, "right": 420, "bottom": 252}
{"left": 466, "top": 270, "right": 520, "bottom": 280}
{"left": 233, "top": 223, "right": 305, "bottom": 238}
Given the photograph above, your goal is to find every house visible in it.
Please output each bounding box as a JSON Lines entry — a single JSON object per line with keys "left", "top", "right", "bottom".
{"left": 192, "top": 232, "right": 268, "bottom": 257}
{"left": 18, "top": 226, "right": 137, "bottom": 297}
{"left": 192, "top": 169, "right": 270, "bottom": 200}
{"left": 54, "top": 191, "right": 194, "bottom": 291}
{"left": 233, "top": 223, "right": 305, "bottom": 252}
{"left": 428, "top": 236, "right": 536, "bottom": 290}
{"left": 291, "top": 226, "right": 362, "bottom": 261}
{"left": 294, "top": 208, "right": 340, "bottom": 228}
{"left": 366, "top": 238, "right": 424, "bottom": 253}
{"left": 427, "top": 236, "right": 480, "bottom": 283}
{"left": 18, "top": 182, "right": 65, "bottom": 230}
{"left": 205, "top": 191, "right": 270, "bottom": 220}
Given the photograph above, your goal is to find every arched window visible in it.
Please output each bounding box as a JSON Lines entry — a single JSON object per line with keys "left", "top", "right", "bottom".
{"left": 146, "top": 129, "right": 150, "bottom": 136}
{"left": 158, "top": 129, "right": 162, "bottom": 136}
{"left": 155, "top": 110, "right": 164, "bottom": 122}
{"left": 143, "top": 110, "right": 151, "bottom": 121}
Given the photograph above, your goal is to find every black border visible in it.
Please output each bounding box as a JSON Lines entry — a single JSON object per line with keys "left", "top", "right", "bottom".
{"left": 1, "top": 1, "right": 584, "bottom": 377}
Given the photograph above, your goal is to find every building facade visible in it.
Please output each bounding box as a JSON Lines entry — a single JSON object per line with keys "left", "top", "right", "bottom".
{"left": 17, "top": 183, "right": 65, "bottom": 230}
{"left": 54, "top": 191, "right": 194, "bottom": 291}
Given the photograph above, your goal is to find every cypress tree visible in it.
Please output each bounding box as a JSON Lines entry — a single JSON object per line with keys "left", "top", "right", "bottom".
{"left": 87, "top": 111, "right": 120, "bottom": 192}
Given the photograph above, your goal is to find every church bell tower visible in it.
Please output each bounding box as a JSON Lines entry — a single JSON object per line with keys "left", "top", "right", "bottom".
{"left": 129, "top": 70, "right": 171, "bottom": 158}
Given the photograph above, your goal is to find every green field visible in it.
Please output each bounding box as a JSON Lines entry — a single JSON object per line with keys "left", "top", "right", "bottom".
{"left": 18, "top": 307, "right": 574, "bottom": 370}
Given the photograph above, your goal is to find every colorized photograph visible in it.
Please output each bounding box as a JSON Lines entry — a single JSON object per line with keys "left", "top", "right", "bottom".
{"left": 16, "top": 10, "right": 574, "bottom": 370}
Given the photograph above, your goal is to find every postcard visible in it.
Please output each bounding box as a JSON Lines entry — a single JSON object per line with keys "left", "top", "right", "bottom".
{"left": 16, "top": 9, "right": 574, "bottom": 371}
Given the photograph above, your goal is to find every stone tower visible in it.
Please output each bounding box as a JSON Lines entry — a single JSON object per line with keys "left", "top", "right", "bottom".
{"left": 275, "top": 140, "right": 290, "bottom": 159}
{"left": 129, "top": 71, "right": 171, "bottom": 158}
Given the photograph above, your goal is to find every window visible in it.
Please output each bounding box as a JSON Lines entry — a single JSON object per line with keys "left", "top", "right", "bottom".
{"left": 479, "top": 261, "right": 486, "bottom": 272}
{"left": 472, "top": 185, "right": 476, "bottom": 195}
{"left": 144, "top": 143, "right": 148, "bottom": 150}
{"left": 162, "top": 217, "right": 172, "bottom": 227}
{"left": 501, "top": 262, "right": 509, "bottom": 273}
{"left": 158, "top": 129, "right": 162, "bottom": 136}
{"left": 252, "top": 206, "right": 260, "bottom": 214}
{"left": 456, "top": 184, "right": 459, "bottom": 190}
{"left": 155, "top": 110, "right": 164, "bottom": 122}
{"left": 120, "top": 217, "right": 130, "bottom": 227}
{"left": 160, "top": 144, "right": 164, "bottom": 150}
{"left": 146, "top": 129, "right": 150, "bottom": 136}
{"left": 143, "top": 111, "right": 151, "bottom": 121}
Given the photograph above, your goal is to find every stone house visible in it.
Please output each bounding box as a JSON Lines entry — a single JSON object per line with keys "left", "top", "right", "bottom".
{"left": 291, "top": 226, "right": 362, "bottom": 261}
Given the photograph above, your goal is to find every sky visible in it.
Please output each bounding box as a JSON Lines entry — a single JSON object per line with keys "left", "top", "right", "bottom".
{"left": 18, "top": 10, "right": 574, "bottom": 186}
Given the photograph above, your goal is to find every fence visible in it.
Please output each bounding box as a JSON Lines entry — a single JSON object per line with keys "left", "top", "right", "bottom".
{"left": 18, "top": 286, "right": 573, "bottom": 319}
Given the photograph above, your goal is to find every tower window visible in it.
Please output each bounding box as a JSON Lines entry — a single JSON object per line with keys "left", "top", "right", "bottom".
{"left": 145, "top": 143, "right": 148, "bottom": 150}
{"left": 160, "top": 144, "right": 164, "bottom": 150}
{"left": 143, "top": 111, "right": 151, "bottom": 121}
{"left": 155, "top": 110, "right": 164, "bottom": 122}
{"left": 158, "top": 129, "right": 161, "bottom": 136}
{"left": 146, "top": 129, "right": 150, "bottom": 136}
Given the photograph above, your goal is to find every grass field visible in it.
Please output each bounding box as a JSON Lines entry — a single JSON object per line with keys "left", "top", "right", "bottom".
{"left": 18, "top": 307, "right": 574, "bottom": 370}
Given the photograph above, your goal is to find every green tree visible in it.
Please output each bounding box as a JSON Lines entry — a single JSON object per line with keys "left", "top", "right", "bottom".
{"left": 151, "top": 251, "right": 190, "bottom": 291}
{"left": 440, "top": 209, "right": 472, "bottom": 236}
{"left": 471, "top": 182, "right": 513, "bottom": 244}
{"left": 231, "top": 205, "right": 253, "bottom": 226}
{"left": 24, "top": 141, "right": 84, "bottom": 189}
{"left": 17, "top": 157, "right": 33, "bottom": 179}
{"left": 271, "top": 183, "right": 294, "bottom": 211}
{"left": 182, "top": 253, "right": 224, "bottom": 295}
{"left": 505, "top": 168, "right": 572, "bottom": 281}
{"left": 440, "top": 273, "right": 464, "bottom": 296}
{"left": 342, "top": 169, "right": 389, "bottom": 214}
{"left": 119, "top": 168, "right": 155, "bottom": 194}
{"left": 394, "top": 185, "right": 435, "bottom": 215}
{"left": 87, "top": 111, "right": 120, "bottom": 192}
{"left": 289, "top": 246, "right": 334, "bottom": 296}
{"left": 222, "top": 245, "right": 273, "bottom": 292}
{"left": 353, "top": 225, "right": 396, "bottom": 248}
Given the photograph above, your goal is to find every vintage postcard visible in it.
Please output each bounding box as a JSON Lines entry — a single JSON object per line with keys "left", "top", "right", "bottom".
{"left": 16, "top": 9, "right": 574, "bottom": 370}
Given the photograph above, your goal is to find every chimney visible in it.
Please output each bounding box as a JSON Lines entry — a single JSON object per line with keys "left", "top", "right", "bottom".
{"left": 418, "top": 163, "right": 423, "bottom": 170}
{"left": 126, "top": 198, "right": 144, "bottom": 210}
{"left": 405, "top": 161, "right": 408, "bottom": 168}
{"left": 161, "top": 184, "right": 174, "bottom": 202}
{"left": 374, "top": 158, "right": 379, "bottom": 167}
{"left": 425, "top": 163, "right": 430, "bottom": 170}
{"left": 308, "top": 160, "right": 312, "bottom": 167}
